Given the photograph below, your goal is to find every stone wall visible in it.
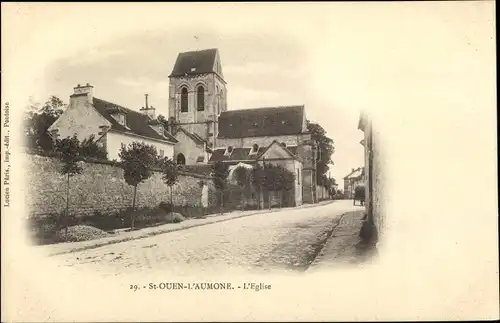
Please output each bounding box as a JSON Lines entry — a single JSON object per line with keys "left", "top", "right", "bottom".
{"left": 24, "top": 153, "right": 215, "bottom": 218}
{"left": 371, "top": 128, "right": 384, "bottom": 238}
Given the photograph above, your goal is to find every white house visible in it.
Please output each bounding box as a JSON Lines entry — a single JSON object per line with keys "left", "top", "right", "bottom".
{"left": 48, "top": 84, "right": 177, "bottom": 161}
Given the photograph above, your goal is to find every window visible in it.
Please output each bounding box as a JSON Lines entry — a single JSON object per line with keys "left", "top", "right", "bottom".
{"left": 281, "top": 142, "right": 287, "bottom": 148}
{"left": 159, "top": 149, "right": 164, "bottom": 158}
{"left": 180, "top": 87, "right": 188, "bottom": 112}
{"left": 251, "top": 144, "right": 259, "bottom": 154}
{"left": 197, "top": 86, "right": 205, "bottom": 111}
{"left": 224, "top": 146, "right": 233, "bottom": 156}
{"left": 111, "top": 113, "right": 126, "bottom": 126}
{"left": 297, "top": 169, "right": 300, "bottom": 184}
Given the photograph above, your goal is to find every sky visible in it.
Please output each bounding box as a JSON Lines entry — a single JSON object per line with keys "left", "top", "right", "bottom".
{"left": 12, "top": 2, "right": 495, "bottom": 187}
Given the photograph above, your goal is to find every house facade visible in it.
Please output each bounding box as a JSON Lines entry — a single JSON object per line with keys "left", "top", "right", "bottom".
{"left": 358, "top": 112, "right": 383, "bottom": 244}
{"left": 343, "top": 167, "right": 364, "bottom": 199}
{"left": 48, "top": 84, "right": 177, "bottom": 161}
{"left": 172, "top": 127, "right": 211, "bottom": 165}
{"left": 209, "top": 140, "right": 304, "bottom": 207}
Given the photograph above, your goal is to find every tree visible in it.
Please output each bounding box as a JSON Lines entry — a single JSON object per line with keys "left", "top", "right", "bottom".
{"left": 273, "top": 165, "right": 296, "bottom": 208}
{"left": 211, "top": 161, "right": 229, "bottom": 214}
{"left": 307, "top": 121, "right": 335, "bottom": 186}
{"left": 261, "top": 164, "right": 296, "bottom": 209}
{"left": 233, "top": 166, "right": 251, "bottom": 210}
{"left": 157, "top": 114, "right": 168, "bottom": 127}
{"left": 118, "top": 142, "right": 158, "bottom": 229}
{"left": 80, "top": 134, "right": 107, "bottom": 159}
{"left": 251, "top": 164, "right": 265, "bottom": 209}
{"left": 323, "top": 177, "right": 337, "bottom": 199}
{"left": 161, "top": 157, "right": 179, "bottom": 218}
{"left": 24, "top": 95, "right": 66, "bottom": 151}
{"left": 54, "top": 135, "right": 83, "bottom": 238}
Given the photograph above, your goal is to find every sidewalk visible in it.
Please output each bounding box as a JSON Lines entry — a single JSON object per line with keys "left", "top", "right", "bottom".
{"left": 37, "top": 200, "right": 335, "bottom": 257}
{"left": 306, "top": 210, "right": 378, "bottom": 272}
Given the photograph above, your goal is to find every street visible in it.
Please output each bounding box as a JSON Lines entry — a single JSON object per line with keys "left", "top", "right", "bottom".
{"left": 55, "top": 200, "right": 365, "bottom": 276}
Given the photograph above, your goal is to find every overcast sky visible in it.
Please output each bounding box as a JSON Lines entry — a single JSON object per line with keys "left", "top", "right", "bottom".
{"left": 15, "top": 2, "right": 494, "bottom": 186}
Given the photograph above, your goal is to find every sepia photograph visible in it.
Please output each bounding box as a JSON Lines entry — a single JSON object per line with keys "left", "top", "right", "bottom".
{"left": 2, "top": 2, "right": 498, "bottom": 322}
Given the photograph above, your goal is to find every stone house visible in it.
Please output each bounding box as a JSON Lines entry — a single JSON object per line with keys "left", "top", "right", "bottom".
{"left": 209, "top": 139, "right": 304, "bottom": 207}
{"left": 209, "top": 105, "right": 318, "bottom": 204}
{"left": 167, "top": 48, "right": 227, "bottom": 165}
{"left": 358, "top": 112, "right": 383, "bottom": 244}
{"left": 48, "top": 84, "right": 177, "bottom": 161}
{"left": 343, "top": 167, "right": 364, "bottom": 199}
{"left": 172, "top": 127, "right": 211, "bottom": 165}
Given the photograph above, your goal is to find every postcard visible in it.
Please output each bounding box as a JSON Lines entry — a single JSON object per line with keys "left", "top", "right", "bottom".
{"left": 2, "top": 2, "right": 498, "bottom": 322}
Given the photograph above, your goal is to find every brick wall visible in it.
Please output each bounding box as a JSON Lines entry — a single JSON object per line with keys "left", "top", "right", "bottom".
{"left": 24, "top": 153, "right": 216, "bottom": 218}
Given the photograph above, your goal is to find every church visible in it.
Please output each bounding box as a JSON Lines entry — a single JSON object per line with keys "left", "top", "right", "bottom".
{"left": 49, "top": 48, "right": 319, "bottom": 205}
{"left": 166, "top": 48, "right": 318, "bottom": 204}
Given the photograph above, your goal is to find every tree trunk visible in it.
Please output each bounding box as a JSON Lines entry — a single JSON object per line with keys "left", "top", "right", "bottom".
{"left": 65, "top": 173, "right": 70, "bottom": 239}
{"left": 241, "top": 189, "right": 245, "bottom": 211}
{"left": 279, "top": 191, "right": 282, "bottom": 209}
{"left": 268, "top": 191, "right": 271, "bottom": 210}
{"left": 131, "top": 185, "right": 137, "bottom": 229}
{"left": 170, "top": 185, "right": 174, "bottom": 222}
{"left": 220, "top": 190, "right": 224, "bottom": 215}
{"left": 259, "top": 188, "right": 262, "bottom": 210}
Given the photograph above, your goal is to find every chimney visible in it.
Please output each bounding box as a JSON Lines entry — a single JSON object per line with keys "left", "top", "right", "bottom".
{"left": 139, "top": 93, "right": 156, "bottom": 119}
{"left": 70, "top": 83, "right": 94, "bottom": 106}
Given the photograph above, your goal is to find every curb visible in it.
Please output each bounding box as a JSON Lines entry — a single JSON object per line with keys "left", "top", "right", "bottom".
{"left": 47, "top": 200, "right": 336, "bottom": 257}
{"left": 305, "top": 212, "right": 350, "bottom": 270}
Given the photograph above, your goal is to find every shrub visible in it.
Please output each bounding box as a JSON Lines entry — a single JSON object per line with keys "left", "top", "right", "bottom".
{"left": 55, "top": 225, "right": 108, "bottom": 242}
{"left": 168, "top": 212, "right": 185, "bottom": 223}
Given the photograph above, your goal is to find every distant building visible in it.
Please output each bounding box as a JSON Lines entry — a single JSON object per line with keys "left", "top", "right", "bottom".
{"left": 48, "top": 84, "right": 177, "bottom": 161}
{"left": 343, "top": 167, "right": 364, "bottom": 199}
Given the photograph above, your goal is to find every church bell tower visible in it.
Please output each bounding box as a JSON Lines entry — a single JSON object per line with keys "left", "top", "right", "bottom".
{"left": 168, "top": 48, "right": 227, "bottom": 148}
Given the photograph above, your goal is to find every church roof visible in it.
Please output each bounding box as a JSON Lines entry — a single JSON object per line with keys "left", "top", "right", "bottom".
{"left": 92, "top": 98, "right": 177, "bottom": 143}
{"left": 217, "top": 105, "right": 306, "bottom": 139}
{"left": 174, "top": 127, "right": 206, "bottom": 145}
{"left": 169, "top": 48, "right": 218, "bottom": 77}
